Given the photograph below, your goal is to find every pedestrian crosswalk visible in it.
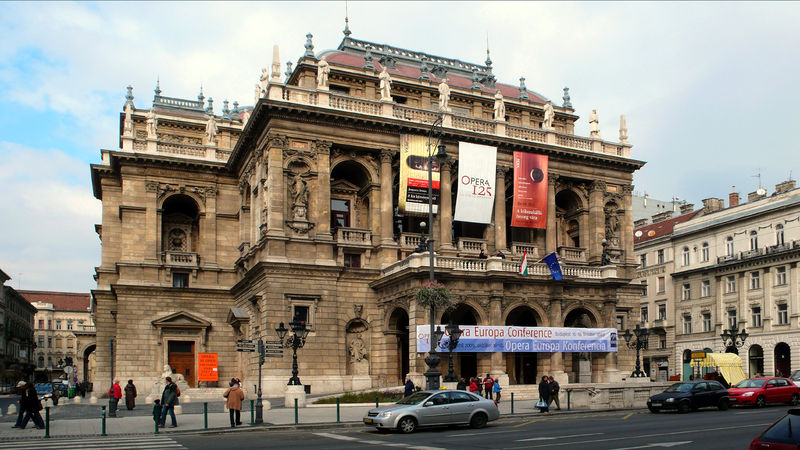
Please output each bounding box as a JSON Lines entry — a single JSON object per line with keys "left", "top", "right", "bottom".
{"left": 2, "top": 436, "right": 186, "bottom": 449}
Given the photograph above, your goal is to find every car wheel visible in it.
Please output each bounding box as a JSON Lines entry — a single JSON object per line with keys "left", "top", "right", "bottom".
{"left": 648, "top": 406, "right": 660, "bottom": 413}
{"left": 397, "top": 416, "right": 417, "bottom": 434}
{"left": 718, "top": 398, "right": 730, "bottom": 411}
{"left": 789, "top": 394, "right": 799, "bottom": 406}
{"left": 469, "top": 412, "right": 488, "bottom": 429}
{"left": 677, "top": 401, "right": 690, "bottom": 413}
{"left": 756, "top": 396, "right": 766, "bottom": 408}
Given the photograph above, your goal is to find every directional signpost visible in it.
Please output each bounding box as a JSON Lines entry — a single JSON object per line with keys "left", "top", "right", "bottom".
{"left": 237, "top": 338, "right": 284, "bottom": 423}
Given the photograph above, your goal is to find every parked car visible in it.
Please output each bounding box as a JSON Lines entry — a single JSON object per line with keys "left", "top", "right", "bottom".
{"left": 749, "top": 408, "right": 800, "bottom": 449}
{"left": 647, "top": 380, "right": 729, "bottom": 413}
{"left": 790, "top": 370, "right": 800, "bottom": 388}
{"left": 729, "top": 377, "right": 800, "bottom": 407}
{"left": 363, "top": 390, "right": 500, "bottom": 433}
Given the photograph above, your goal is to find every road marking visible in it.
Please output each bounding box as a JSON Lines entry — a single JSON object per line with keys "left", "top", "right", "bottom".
{"left": 448, "top": 429, "right": 516, "bottom": 437}
{"left": 622, "top": 413, "right": 633, "bottom": 420}
{"left": 512, "top": 418, "right": 539, "bottom": 428}
{"left": 517, "top": 433, "right": 603, "bottom": 441}
{"left": 1, "top": 436, "right": 185, "bottom": 449}
{"left": 314, "top": 432, "right": 445, "bottom": 450}
{"left": 611, "top": 441, "right": 693, "bottom": 449}
{"left": 315, "top": 432, "right": 359, "bottom": 441}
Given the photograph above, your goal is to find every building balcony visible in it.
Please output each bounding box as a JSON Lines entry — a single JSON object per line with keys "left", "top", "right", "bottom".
{"left": 511, "top": 242, "right": 539, "bottom": 259}
{"left": 335, "top": 227, "right": 372, "bottom": 247}
{"left": 161, "top": 251, "right": 199, "bottom": 268}
{"left": 740, "top": 248, "right": 764, "bottom": 259}
{"left": 457, "top": 237, "right": 487, "bottom": 255}
{"left": 717, "top": 254, "right": 738, "bottom": 264}
{"left": 558, "top": 246, "right": 587, "bottom": 264}
{"left": 399, "top": 232, "right": 424, "bottom": 250}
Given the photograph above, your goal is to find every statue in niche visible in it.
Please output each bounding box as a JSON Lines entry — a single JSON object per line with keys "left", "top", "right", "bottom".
{"left": 378, "top": 66, "right": 392, "bottom": 100}
{"left": 438, "top": 78, "right": 451, "bottom": 111}
{"left": 493, "top": 90, "right": 506, "bottom": 120}
{"left": 317, "top": 59, "right": 330, "bottom": 89}
{"left": 543, "top": 101, "right": 555, "bottom": 130}
{"left": 289, "top": 169, "right": 311, "bottom": 221}
{"left": 349, "top": 334, "right": 367, "bottom": 363}
{"left": 604, "top": 205, "right": 620, "bottom": 246}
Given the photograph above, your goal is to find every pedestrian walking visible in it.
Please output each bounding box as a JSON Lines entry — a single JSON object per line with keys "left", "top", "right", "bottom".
{"left": 456, "top": 378, "right": 466, "bottom": 391}
{"left": 19, "top": 384, "right": 45, "bottom": 429}
{"left": 548, "top": 376, "right": 561, "bottom": 410}
{"left": 12, "top": 381, "right": 27, "bottom": 428}
{"left": 224, "top": 382, "right": 245, "bottom": 428}
{"left": 537, "top": 376, "right": 550, "bottom": 414}
{"left": 492, "top": 379, "right": 502, "bottom": 405}
{"left": 124, "top": 379, "right": 137, "bottom": 410}
{"left": 109, "top": 379, "right": 122, "bottom": 417}
{"left": 404, "top": 375, "right": 415, "bottom": 397}
{"left": 483, "top": 374, "right": 494, "bottom": 400}
{"left": 158, "top": 376, "right": 179, "bottom": 428}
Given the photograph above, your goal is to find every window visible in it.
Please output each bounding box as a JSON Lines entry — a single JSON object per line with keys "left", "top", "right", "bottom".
{"left": 331, "top": 199, "right": 350, "bottom": 228}
{"left": 683, "top": 315, "right": 692, "bottom": 334}
{"left": 38, "top": 337, "right": 44, "bottom": 348}
{"left": 641, "top": 306, "right": 649, "bottom": 323}
{"left": 658, "top": 304, "right": 666, "bottom": 321}
{"left": 55, "top": 337, "right": 63, "bottom": 348}
{"left": 750, "top": 271, "right": 761, "bottom": 290}
{"left": 55, "top": 321, "right": 62, "bottom": 330}
{"left": 776, "top": 266, "right": 787, "bottom": 285}
{"left": 657, "top": 276, "right": 666, "bottom": 294}
{"left": 289, "top": 297, "right": 318, "bottom": 330}
{"left": 640, "top": 254, "right": 647, "bottom": 268}
{"left": 47, "top": 320, "right": 51, "bottom": 330}
{"left": 682, "top": 247, "right": 690, "bottom": 266}
{"left": 750, "top": 231, "right": 758, "bottom": 250}
{"left": 681, "top": 283, "right": 691, "bottom": 300}
{"left": 726, "top": 237, "right": 734, "bottom": 256}
{"left": 37, "top": 356, "right": 44, "bottom": 368}
{"left": 751, "top": 307, "right": 762, "bottom": 328}
{"left": 728, "top": 310, "right": 737, "bottom": 329}
{"left": 172, "top": 272, "right": 189, "bottom": 288}
{"left": 701, "top": 243, "right": 709, "bottom": 262}
{"left": 343, "top": 253, "right": 361, "bottom": 268}
{"left": 616, "top": 316, "right": 624, "bottom": 330}
{"left": 657, "top": 249, "right": 665, "bottom": 264}
{"left": 726, "top": 275, "right": 736, "bottom": 293}
{"left": 777, "top": 304, "right": 788, "bottom": 325}
{"left": 67, "top": 338, "right": 74, "bottom": 349}
{"left": 660, "top": 337, "right": 667, "bottom": 349}
{"left": 641, "top": 281, "right": 648, "bottom": 296}
{"left": 47, "top": 337, "right": 52, "bottom": 347}
{"left": 701, "top": 280, "right": 711, "bottom": 297}
{"left": 329, "top": 84, "right": 350, "bottom": 95}
{"left": 67, "top": 321, "right": 73, "bottom": 331}
{"left": 776, "top": 224, "right": 785, "bottom": 246}
{"left": 703, "top": 313, "right": 712, "bottom": 332}
{"left": 38, "top": 319, "right": 44, "bottom": 329}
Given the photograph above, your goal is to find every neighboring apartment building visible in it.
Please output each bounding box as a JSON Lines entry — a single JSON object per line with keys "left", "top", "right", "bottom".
{"left": 0, "top": 269, "right": 37, "bottom": 391}
{"left": 20, "top": 291, "right": 95, "bottom": 384}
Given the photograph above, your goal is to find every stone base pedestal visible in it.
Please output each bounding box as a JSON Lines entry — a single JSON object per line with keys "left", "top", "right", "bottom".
{"left": 604, "top": 368, "right": 623, "bottom": 383}
{"left": 578, "top": 360, "right": 592, "bottom": 383}
{"left": 284, "top": 385, "right": 306, "bottom": 408}
{"left": 351, "top": 375, "right": 372, "bottom": 392}
{"left": 72, "top": 396, "right": 82, "bottom": 404}
{"left": 441, "top": 381, "right": 458, "bottom": 391}
{"left": 622, "top": 376, "right": 651, "bottom": 384}
{"left": 174, "top": 405, "right": 182, "bottom": 415}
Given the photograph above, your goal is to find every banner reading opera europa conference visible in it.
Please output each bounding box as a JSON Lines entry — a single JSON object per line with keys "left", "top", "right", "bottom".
{"left": 510, "top": 152, "right": 548, "bottom": 228}
{"left": 399, "top": 134, "right": 440, "bottom": 215}
{"left": 454, "top": 142, "right": 497, "bottom": 224}
{"left": 416, "top": 325, "right": 618, "bottom": 353}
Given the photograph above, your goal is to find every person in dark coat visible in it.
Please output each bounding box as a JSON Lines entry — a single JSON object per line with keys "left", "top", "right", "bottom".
{"left": 124, "top": 380, "right": 137, "bottom": 410}
{"left": 158, "top": 377, "right": 179, "bottom": 428}
{"left": 456, "top": 378, "right": 467, "bottom": 391}
{"left": 537, "top": 376, "right": 550, "bottom": 414}
{"left": 19, "top": 384, "right": 45, "bottom": 429}
{"left": 548, "top": 376, "right": 561, "bottom": 410}
{"left": 404, "top": 376, "right": 414, "bottom": 397}
{"left": 12, "top": 381, "right": 27, "bottom": 428}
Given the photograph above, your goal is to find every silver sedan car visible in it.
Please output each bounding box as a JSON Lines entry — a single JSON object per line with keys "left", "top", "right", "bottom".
{"left": 363, "top": 390, "right": 500, "bottom": 433}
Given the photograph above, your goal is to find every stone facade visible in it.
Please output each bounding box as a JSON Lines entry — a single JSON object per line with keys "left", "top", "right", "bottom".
{"left": 91, "top": 34, "right": 644, "bottom": 397}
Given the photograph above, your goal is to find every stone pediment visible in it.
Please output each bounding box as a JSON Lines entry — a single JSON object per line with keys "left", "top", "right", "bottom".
{"left": 152, "top": 311, "right": 212, "bottom": 330}
{"left": 330, "top": 179, "right": 360, "bottom": 195}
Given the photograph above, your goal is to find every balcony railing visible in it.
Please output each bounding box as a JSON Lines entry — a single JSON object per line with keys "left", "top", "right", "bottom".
{"left": 511, "top": 242, "right": 539, "bottom": 259}
{"left": 335, "top": 227, "right": 372, "bottom": 246}
{"left": 161, "top": 251, "right": 199, "bottom": 268}
{"left": 457, "top": 238, "right": 487, "bottom": 255}
{"left": 558, "top": 246, "right": 586, "bottom": 264}
{"left": 400, "top": 232, "right": 424, "bottom": 250}
{"left": 740, "top": 248, "right": 763, "bottom": 259}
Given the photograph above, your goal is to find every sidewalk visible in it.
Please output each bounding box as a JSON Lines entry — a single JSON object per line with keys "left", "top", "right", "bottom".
{"left": 0, "top": 399, "right": 620, "bottom": 441}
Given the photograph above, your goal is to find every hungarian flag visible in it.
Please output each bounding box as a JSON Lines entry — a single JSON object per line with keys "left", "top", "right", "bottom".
{"left": 519, "top": 250, "right": 529, "bottom": 276}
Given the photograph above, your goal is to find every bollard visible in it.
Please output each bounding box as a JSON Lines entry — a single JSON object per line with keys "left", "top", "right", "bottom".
{"left": 203, "top": 402, "right": 208, "bottom": 430}
{"left": 511, "top": 392, "right": 514, "bottom": 415}
{"left": 336, "top": 398, "right": 340, "bottom": 423}
{"left": 294, "top": 398, "right": 298, "bottom": 425}
{"left": 375, "top": 395, "right": 379, "bottom": 409}
{"left": 45, "top": 407, "right": 50, "bottom": 438}
{"left": 101, "top": 405, "right": 107, "bottom": 436}
{"left": 567, "top": 389, "right": 571, "bottom": 411}
{"left": 250, "top": 400, "right": 254, "bottom": 425}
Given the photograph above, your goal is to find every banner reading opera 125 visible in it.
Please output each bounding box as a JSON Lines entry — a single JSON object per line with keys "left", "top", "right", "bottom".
{"left": 399, "top": 134, "right": 440, "bottom": 215}
{"left": 510, "top": 152, "right": 548, "bottom": 228}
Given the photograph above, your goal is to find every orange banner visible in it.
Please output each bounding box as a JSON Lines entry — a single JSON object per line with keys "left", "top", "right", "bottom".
{"left": 197, "top": 353, "right": 218, "bottom": 382}
{"left": 510, "top": 152, "right": 548, "bottom": 228}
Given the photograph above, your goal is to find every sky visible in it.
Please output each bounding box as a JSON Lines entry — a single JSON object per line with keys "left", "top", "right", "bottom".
{"left": 1, "top": 1, "right": 798, "bottom": 292}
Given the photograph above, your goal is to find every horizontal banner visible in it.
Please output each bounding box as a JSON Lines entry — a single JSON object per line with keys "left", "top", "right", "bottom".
{"left": 416, "top": 325, "right": 618, "bottom": 353}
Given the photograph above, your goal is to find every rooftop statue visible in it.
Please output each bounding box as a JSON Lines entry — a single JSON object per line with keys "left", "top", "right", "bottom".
{"left": 438, "top": 79, "right": 451, "bottom": 112}
{"left": 378, "top": 67, "right": 392, "bottom": 101}
{"left": 205, "top": 114, "right": 218, "bottom": 146}
{"left": 317, "top": 59, "right": 330, "bottom": 89}
{"left": 543, "top": 101, "right": 555, "bottom": 130}
{"left": 589, "top": 109, "right": 600, "bottom": 137}
{"left": 493, "top": 90, "right": 506, "bottom": 121}
{"left": 146, "top": 109, "right": 157, "bottom": 139}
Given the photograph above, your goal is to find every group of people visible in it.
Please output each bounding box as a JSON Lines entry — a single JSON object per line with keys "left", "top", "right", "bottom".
{"left": 11, "top": 381, "right": 45, "bottom": 429}
{"left": 478, "top": 250, "right": 505, "bottom": 259}
{"left": 107, "top": 379, "right": 139, "bottom": 417}
{"left": 463, "top": 374, "right": 502, "bottom": 405}
{"left": 537, "top": 375, "right": 561, "bottom": 413}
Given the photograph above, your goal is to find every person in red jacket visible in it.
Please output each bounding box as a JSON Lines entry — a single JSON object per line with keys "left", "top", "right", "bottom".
{"left": 109, "top": 379, "right": 122, "bottom": 417}
{"left": 469, "top": 377, "right": 479, "bottom": 393}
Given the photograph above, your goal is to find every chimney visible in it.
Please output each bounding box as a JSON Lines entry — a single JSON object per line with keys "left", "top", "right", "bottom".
{"left": 679, "top": 203, "right": 694, "bottom": 215}
{"left": 775, "top": 179, "right": 797, "bottom": 195}
{"left": 634, "top": 218, "right": 649, "bottom": 228}
{"left": 651, "top": 211, "right": 674, "bottom": 223}
{"left": 748, "top": 191, "right": 766, "bottom": 202}
{"left": 702, "top": 198, "right": 724, "bottom": 213}
{"left": 729, "top": 186, "right": 740, "bottom": 207}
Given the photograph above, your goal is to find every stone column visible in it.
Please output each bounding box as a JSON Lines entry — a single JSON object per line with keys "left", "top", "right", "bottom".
{"left": 494, "top": 167, "right": 508, "bottom": 252}
{"left": 379, "top": 150, "right": 395, "bottom": 245}
{"left": 489, "top": 296, "right": 509, "bottom": 386}
{"left": 588, "top": 181, "right": 606, "bottom": 264}
{"left": 204, "top": 186, "right": 218, "bottom": 265}
{"left": 550, "top": 298, "right": 566, "bottom": 384}
{"left": 439, "top": 157, "right": 455, "bottom": 250}
{"left": 622, "top": 185, "right": 635, "bottom": 265}
{"left": 267, "top": 135, "right": 287, "bottom": 237}
{"left": 314, "top": 140, "right": 332, "bottom": 240}
{"left": 546, "top": 176, "right": 558, "bottom": 254}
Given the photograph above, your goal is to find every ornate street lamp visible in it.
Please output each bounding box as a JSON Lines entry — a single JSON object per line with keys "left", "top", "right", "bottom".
{"left": 421, "top": 115, "right": 448, "bottom": 391}
{"left": 720, "top": 326, "right": 748, "bottom": 355}
{"left": 443, "top": 321, "right": 462, "bottom": 382}
{"left": 622, "top": 324, "right": 649, "bottom": 378}
{"left": 276, "top": 320, "right": 309, "bottom": 385}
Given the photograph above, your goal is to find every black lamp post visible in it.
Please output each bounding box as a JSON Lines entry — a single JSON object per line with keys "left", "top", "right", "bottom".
{"left": 276, "top": 320, "right": 309, "bottom": 385}
{"left": 422, "top": 115, "right": 448, "bottom": 391}
{"left": 720, "top": 326, "right": 748, "bottom": 355}
{"left": 443, "top": 321, "right": 462, "bottom": 382}
{"left": 622, "top": 324, "right": 649, "bottom": 378}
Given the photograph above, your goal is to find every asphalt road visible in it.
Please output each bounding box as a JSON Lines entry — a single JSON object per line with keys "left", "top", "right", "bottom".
{"left": 172, "top": 406, "right": 791, "bottom": 450}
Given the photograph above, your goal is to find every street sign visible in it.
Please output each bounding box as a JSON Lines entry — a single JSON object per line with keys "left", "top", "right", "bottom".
{"left": 263, "top": 345, "right": 283, "bottom": 350}
{"left": 262, "top": 340, "right": 282, "bottom": 346}
{"left": 262, "top": 353, "right": 283, "bottom": 358}
{"left": 237, "top": 343, "right": 256, "bottom": 348}
{"left": 236, "top": 348, "right": 256, "bottom": 352}
{"left": 237, "top": 339, "right": 255, "bottom": 344}
{"left": 263, "top": 350, "right": 284, "bottom": 354}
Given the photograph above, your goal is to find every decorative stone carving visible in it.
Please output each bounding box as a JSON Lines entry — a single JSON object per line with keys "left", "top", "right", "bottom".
{"left": 317, "top": 59, "right": 330, "bottom": 89}
{"left": 123, "top": 105, "right": 133, "bottom": 136}
{"left": 590, "top": 180, "right": 607, "bottom": 193}
{"left": 269, "top": 134, "right": 289, "bottom": 151}
{"left": 147, "top": 182, "right": 215, "bottom": 206}
{"left": 543, "top": 101, "right": 555, "bottom": 130}
{"left": 312, "top": 140, "right": 332, "bottom": 155}
{"left": 289, "top": 170, "right": 311, "bottom": 220}
{"left": 604, "top": 204, "right": 621, "bottom": 247}
{"left": 146, "top": 109, "right": 157, "bottom": 139}
{"left": 493, "top": 90, "right": 505, "bottom": 121}
{"left": 259, "top": 69, "right": 268, "bottom": 97}
{"left": 270, "top": 45, "right": 282, "bottom": 82}
{"left": 378, "top": 66, "right": 392, "bottom": 101}
{"left": 589, "top": 109, "right": 600, "bottom": 138}
{"left": 438, "top": 79, "right": 451, "bottom": 112}
{"left": 254, "top": 83, "right": 262, "bottom": 105}
{"left": 205, "top": 115, "right": 218, "bottom": 146}
{"left": 353, "top": 304, "right": 363, "bottom": 318}
{"left": 349, "top": 334, "right": 367, "bottom": 363}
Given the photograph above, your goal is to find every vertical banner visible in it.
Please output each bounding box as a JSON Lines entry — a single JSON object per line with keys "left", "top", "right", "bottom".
{"left": 197, "top": 353, "right": 218, "bottom": 382}
{"left": 454, "top": 142, "right": 497, "bottom": 224}
{"left": 399, "top": 134, "right": 440, "bottom": 215}
{"left": 510, "top": 152, "right": 548, "bottom": 228}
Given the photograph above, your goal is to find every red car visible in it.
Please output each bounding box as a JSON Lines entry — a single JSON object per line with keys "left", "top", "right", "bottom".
{"left": 729, "top": 377, "right": 800, "bottom": 407}
{"left": 749, "top": 408, "right": 800, "bottom": 449}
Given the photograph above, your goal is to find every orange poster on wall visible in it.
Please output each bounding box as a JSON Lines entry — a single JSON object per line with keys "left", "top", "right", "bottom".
{"left": 197, "top": 353, "right": 218, "bottom": 382}
{"left": 510, "top": 152, "right": 548, "bottom": 229}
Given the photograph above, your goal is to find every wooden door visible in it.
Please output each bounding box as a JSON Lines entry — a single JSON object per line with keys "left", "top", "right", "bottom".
{"left": 168, "top": 341, "right": 195, "bottom": 387}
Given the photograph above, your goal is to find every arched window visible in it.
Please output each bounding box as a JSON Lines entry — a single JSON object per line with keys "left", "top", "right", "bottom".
{"left": 726, "top": 236, "right": 734, "bottom": 256}
{"left": 750, "top": 231, "right": 758, "bottom": 250}
{"left": 701, "top": 242, "right": 709, "bottom": 262}
{"left": 682, "top": 247, "right": 690, "bottom": 266}
{"left": 776, "top": 224, "right": 785, "bottom": 246}
{"left": 37, "top": 356, "right": 44, "bottom": 368}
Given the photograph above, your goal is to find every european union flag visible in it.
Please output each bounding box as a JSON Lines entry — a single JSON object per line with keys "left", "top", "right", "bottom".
{"left": 542, "top": 252, "right": 563, "bottom": 280}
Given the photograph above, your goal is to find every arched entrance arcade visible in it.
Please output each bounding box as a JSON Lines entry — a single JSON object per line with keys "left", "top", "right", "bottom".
{"left": 441, "top": 303, "right": 481, "bottom": 382}
{"left": 387, "top": 308, "right": 409, "bottom": 383}
{"left": 504, "top": 305, "right": 541, "bottom": 385}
